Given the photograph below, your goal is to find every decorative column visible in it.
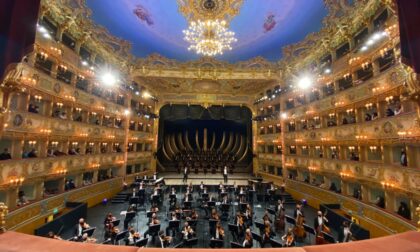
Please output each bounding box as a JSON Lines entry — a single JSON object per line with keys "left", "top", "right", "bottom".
{"left": 0, "top": 202, "right": 8, "bottom": 233}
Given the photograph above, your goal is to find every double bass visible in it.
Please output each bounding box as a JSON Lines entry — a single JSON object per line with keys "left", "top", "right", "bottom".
{"left": 315, "top": 211, "right": 331, "bottom": 245}
{"left": 293, "top": 214, "right": 306, "bottom": 239}
{"left": 275, "top": 208, "right": 286, "bottom": 232}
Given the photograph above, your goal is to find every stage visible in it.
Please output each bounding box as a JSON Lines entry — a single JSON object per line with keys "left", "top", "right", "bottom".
{"left": 159, "top": 172, "right": 252, "bottom": 186}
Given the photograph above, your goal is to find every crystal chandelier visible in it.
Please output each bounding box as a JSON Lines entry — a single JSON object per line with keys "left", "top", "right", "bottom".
{"left": 183, "top": 19, "right": 237, "bottom": 56}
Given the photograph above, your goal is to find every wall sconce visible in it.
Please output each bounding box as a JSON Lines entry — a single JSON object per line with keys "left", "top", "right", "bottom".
{"left": 348, "top": 146, "right": 356, "bottom": 151}
{"left": 321, "top": 137, "right": 329, "bottom": 141}
{"left": 28, "top": 140, "right": 37, "bottom": 147}
{"left": 330, "top": 146, "right": 337, "bottom": 150}
{"left": 365, "top": 103, "right": 373, "bottom": 109}
{"left": 361, "top": 62, "right": 370, "bottom": 70}
{"left": 346, "top": 109, "right": 354, "bottom": 114}
{"left": 90, "top": 163, "right": 100, "bottom": 169}
{"left": 56, "top": 102, "right": 63, "bottom": 108}
{"left": 290, "top": 146, "right": 296, "bottom": 149}
{"left": 385, "top": 96, "right": 394, "bottom": 104}
{"left": 379, "top": 47, "right": 389, "bottom": 57}
{"left": 91, "top": 112, "right": 97, "bottom": 116}
{"left": 40, "top": 129, "right": 51, "bottom": 134}
{"left": 39, "top": 51, "right": 48, "bottom": 60}
{"left": 21, "top": 76, "right": 37, "bottom": 85}
{"left": 102, "top": 143, "right": 108, "bottom": 146}
{"left": 355, "top": 135, "right": 367, "bottom": 140}
{"left": 302, "top": 146, "right": 307, "bottom": 149}
{"left": 343, "top": 73, "right": 351, "bottom": 79}
{"left": 372, "top": 86, "right": 386, "bottom": 93}
{"left": 268, "top": 125, "right": 273, "bottom": 128}
{"left": 295, "top": 139, "right": 303, "bottom": 143}
{"left": 75, "top": 107, "right": 82, "bottom": 112}
{"left": 48, "top": 45, "right": 62, "bottom": 56}
{"left": 88, "top": 142, "right": 95, "bottom": 147}
{"left": 381, "top": 181, "right": 396, "bottom": 189}
{"left": 79, "top": 133, "right": 88, "bottom": 137}
{"left": 130, "top": 137, "right": 138, "bottom": 141}
{"left": 77, "top": 74, "right": 85, "bottom": 80}
{"left": 71, "top": 142, "right": 78, "bottom": 146}
{"left": 315, "top": 146, "right": 321, "bottom": 150}
{"left": 58, "top": 65, "right": 67, "bottom": 71}
{"left": 308, "top": 166, "right": 318, "bottom": 172}
{"left": 369, "top": 146, "right": 378, "bottom": 152}
{"left": 397, "top": 131, "right": 413, "bottom": 137}
{"left": 9, "top": 176, "right": 25, "bottom": 186}
{"left": 34, "top": 95, "right": 42, "bottom": 102}
{"left": 329, "top": 113, "right": 336, "bottom": 118}
{"left": 51, "top": 141, "right": 58, "bottom": 147}
{"left": 55, "top": 168, "right": 67, "bottom": 175}
{"left": 340, "top": 172, "right": 352, "bottom": 178}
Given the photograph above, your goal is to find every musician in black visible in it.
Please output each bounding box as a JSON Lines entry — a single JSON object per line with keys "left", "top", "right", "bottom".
{"left": 183, "top": 166, "right": 189, "bottom": 183}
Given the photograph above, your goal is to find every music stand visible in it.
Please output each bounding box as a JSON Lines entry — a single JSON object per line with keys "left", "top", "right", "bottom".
{"left": 221, "top": 203, "right": 230, "bottom": 212}
{"left": 185, "top": 237, "right": 198, "bottom": 248}
{"left": 202, "top": 193, "right": 209, "bottom": 200}
{"left": 169, "top": 194, "right": 176, "bottom": 201}
{"left": 210, "top": 239, "right": 224, "bottom": 248}
{"left": 146, "top": 211, "right": 155, "bottom": 218}
{"left": 135, "top": 237, "right": 148, "bottom": 247}
{"left": 267, "top": 208, "right": 276, "bottom": 215}
{"left": 304, "top": 224, "right": 316, "bottom": 236}
{"left": 82, "top": 227, "right": 96, "bottom": 237}
{"left": 207, "top": 201, "right": 216, "bottom": 208}
{"left": 184, "top": 201, "right": 192, "bottom": 209}
{"left": 285, "top": 215, "right": 296, "bottom": 225}
{"left": 255, "top": 221, "right": 265, "bottom": 231}
{"left": 129, "top": 196, "right": 139, "bottom": 205}
{"left": 169, "top": 220, "right": 180, "bottom": 229}
{"left": 187, "top": 220, "right": 197, "bottom": 228}
{"left": 270, "top": 238, "right": 283, "bottom": 248}
{"left": 322, "top": 231, "right": 335, "bottom": 243}
{"left": 220, "top": 192, "right": 227, "bottom": 198}
{"left": 102, "top": 238, "right": 112, "bottom": 244}
{"left": 148, "top": 224, "right": 161, "bottom": 241}
{"left": 111, "top": 219, "right": 120, "bottom": 227}
{"left": 152, "top": 195, "right": 160, "bottom": 204}
{"left": 251, "top": 231, "right": 262, "bottom": 248}
{"left": 115, "top": 230, "right": 129, "bottom": 245}
{"left": 228, "top": 223, "right": 239, "bottom": 234}
{"left": 239, "top": 203, "right": 247, "bottom": 212}
{"left": 230, "top": 242, "right": 243, "bottom": 248}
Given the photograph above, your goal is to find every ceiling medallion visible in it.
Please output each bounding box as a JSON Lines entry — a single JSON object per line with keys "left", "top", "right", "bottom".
{"left": 183, "top": 19, "right": 237, "bottom": 56}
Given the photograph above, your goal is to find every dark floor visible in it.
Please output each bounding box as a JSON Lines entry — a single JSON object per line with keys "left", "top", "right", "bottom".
{"left": 61, "top": 184, "right": 339, "bottom": 248}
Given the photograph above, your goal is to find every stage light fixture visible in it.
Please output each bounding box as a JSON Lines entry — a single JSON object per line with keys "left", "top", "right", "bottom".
{"left": 100, "top": 72, "right": 117, "bottom": 87}
{"left": 124, "top": 109, "right": 130, "bottom": 116}
{"left": 142, "top": 91, "right": 151, "bottom": 99}
{"left": 281, "top": 112, "right": 288, "bottom": 119}
{"left": 297, "top": 76, "right": 312, "bottom": 90}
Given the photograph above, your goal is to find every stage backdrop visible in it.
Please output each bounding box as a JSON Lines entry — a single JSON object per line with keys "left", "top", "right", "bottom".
{"left": 157, "top": 104, "right": 253, "bottom": 169}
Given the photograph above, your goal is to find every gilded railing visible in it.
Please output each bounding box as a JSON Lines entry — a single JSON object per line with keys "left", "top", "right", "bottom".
{"left": 284, "top": 111, "right": 420, "bottom": 144}
{"left": 283, "top": 155, "right": 420, "bottom": 193}
{"left": 0, "top": 153, "right": 125, "bottom": 186}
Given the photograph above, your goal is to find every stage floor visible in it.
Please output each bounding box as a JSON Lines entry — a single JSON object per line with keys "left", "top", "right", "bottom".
{"left": 159, "top": 172, "right": 252, "bottom": 186}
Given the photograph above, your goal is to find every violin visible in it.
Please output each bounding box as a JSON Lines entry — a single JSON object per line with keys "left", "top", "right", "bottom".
{"left": 286, "top": 234, "right": 294, "bottom": 247}
{"left": 83, "top": 222, "right": 90, "bottom": 229}
{"left": 133, "top": 232, "right": 141, "bottom": 239}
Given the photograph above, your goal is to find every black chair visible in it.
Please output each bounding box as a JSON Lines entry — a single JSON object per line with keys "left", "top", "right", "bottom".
{"left": 114, "top": 230, "right": 129, "bottom": 245}
{"left": 135, "top": 237, "right": 148, "bottom": 247}
{"left": 230, "top": 241, "right": 244, "bottom": 248}
{"left": 270, "top": 238, "right": 283, "bottom": 248}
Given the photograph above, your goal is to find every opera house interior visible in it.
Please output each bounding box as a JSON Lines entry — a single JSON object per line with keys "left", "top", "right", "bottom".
{"left": 1, "top": 0, "right": 420, "bottom": 251}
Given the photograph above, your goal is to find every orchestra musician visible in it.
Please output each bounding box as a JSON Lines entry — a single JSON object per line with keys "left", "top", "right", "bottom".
{"left": 159, "top": 230, "right": 172, "bottom": 248}
{"left": 166, "top": 212, "right": 179, "bottom": 236}
{"left": 262, "top": 210, "right": 272, "bottom": 223}
{"left": 275, "top": 200, "right": 286, "bottom": 232}
{"left": 171, "top": 187, "right": 176, "bottom": 195}
{"left": 186, "top": 209, "right": 198, "bottom": 220}
{"left": 245, "top": 204, "right": 253, "bottom": 226}
{"left": 235, "top": 211, "right": 245, "bottom": 237}
{"left": 213, "top": 223, "right": 225, "bottom": 240}
{"left": 182, "top": 222, "right": 195, "bottom": 241}
{"left": 314, "top": 210, "right": 329, "bottom": 234}
{"left": 293, "top": 203, "right": 306, "bottom": 241}
{"left": 282, "top": 228, "right": 295, "bottom": 247}
{"left": 338, "top": 221, "right": 353, "bottom": 243}
{"left": 223, "top": 165, "right": 228, "bottom": 183}
{"left": 262, "top": 220, "right": 272, "bottom": 247}
{"left": 210, "top": 209, "right": 220, "bottom": 236}
{"left": 74, "top": 218, "right": 90, "bottom": 240}
{"left": 243, "top": 228, "right": 253, "bottom": 248}
{"left": 144, "top": 213, "right": 161, "bottom": 238}
{"left": 126, "top": 227, "right": 141, "bottom": 245}
{"left": 183, "top": 166, "right": 188, "bottom": 183}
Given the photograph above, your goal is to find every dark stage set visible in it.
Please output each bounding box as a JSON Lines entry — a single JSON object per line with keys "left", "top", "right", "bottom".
{"left": 157, "top": 105, "right": 253, "bottom": 174}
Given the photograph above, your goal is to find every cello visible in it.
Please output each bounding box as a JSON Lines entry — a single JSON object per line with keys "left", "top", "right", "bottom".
{"left": 275, "top": 207, "right": 285, "bottom": 232}
{"left": 293, "top": 214, "right": 306, "bottom": 240}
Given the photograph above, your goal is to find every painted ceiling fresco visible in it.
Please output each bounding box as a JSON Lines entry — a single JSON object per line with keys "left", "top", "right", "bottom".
{"left": 86, "top": 0, "right": 327, "bottom": 62}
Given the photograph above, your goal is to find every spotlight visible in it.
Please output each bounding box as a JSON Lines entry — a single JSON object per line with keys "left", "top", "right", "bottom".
{"left": 142, "top": 91, "right": 151, "bottom": 98}
{"left": 360, "top": 46, "right": 368, "bottom": 52}
{"left": 324, "top": 68, "right": 331, "bottom": 74}
{"left": 298, "top": 76, "right": 312, "bottom": 89}
{"left": 100, "top": 72, "right": 117, "bottom": 86}
{"left": 81, "top": 61, "right": 88, "bottom": 66}
{"left": 43, "top": 33, "right": 51, "bottom": 39}
{"left": 37, "top": 25, "right": 47, "bottom": 33}
{"left": 135, "top": 91, "right": 140, "bottom": 96}
{"left": 124, "top": 109, "right": 130, "bottom": 116}
{"left": 281, "top": 112, "right": 288, "bottom": 119}
{"left": 366, "top": 39, "right": 374, "bottom": 46}
{"left": 372, "top": 32, "right": 382, "bottom": 41}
